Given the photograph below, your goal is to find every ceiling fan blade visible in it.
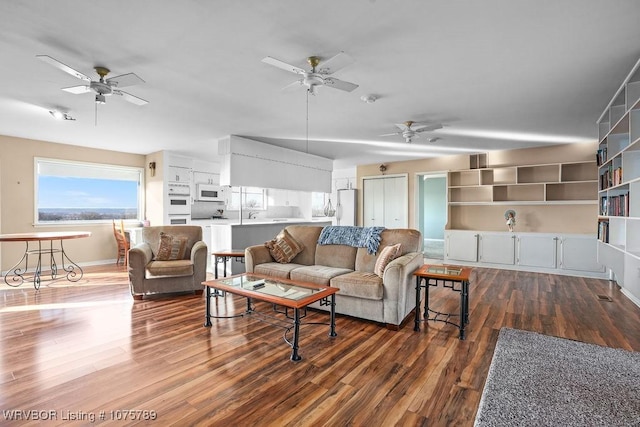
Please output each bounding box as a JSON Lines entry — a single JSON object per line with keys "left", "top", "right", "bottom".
{"left": 107, "top": 72, "right": 145, "bottom": 88}
{"left": 262, "top": 56, "right": 306, "bottom": 74}
{"left": 323, "top": 77, "right": 358, "bottom": 92}
{"left": 36, "top": 55, "right": 91, "bottom": 81}
{"left": 317, "top": 52, "right": 354, "bottom": 75}
{"left": 62, "top": 85, "right": 91, "bottom": 94}
{"left": 379, "top": 132, "right": 401, "bottom": 137}
{"left": 113, "top": 89, "right": 148, "bottom": 105}
{"left": 414, "top": 124, "right": 444, "bottom": 133}
{"left": 281, "top": 79, "right": 305, "bottom": 92}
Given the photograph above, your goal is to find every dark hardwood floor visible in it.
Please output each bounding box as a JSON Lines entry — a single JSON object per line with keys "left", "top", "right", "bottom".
{"left": 1, "top": 265, "right": 639, "bottom": 426}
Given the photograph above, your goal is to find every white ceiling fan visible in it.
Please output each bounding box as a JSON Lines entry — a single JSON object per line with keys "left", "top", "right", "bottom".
{"left": 381, "top": 121, "right": 443, "bottom": 143}
{"left": 262, "top": 52, "right": 359, "bottom": 95}
{"left": 37, "top": 55, "right": 148, "bottom": 105}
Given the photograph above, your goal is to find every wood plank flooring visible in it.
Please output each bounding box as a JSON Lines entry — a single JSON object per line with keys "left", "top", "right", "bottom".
{"left": 1, "top": 265, "right": 639, "bottom": 426}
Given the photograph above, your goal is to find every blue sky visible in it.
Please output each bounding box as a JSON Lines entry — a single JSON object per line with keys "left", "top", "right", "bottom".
{"left": 38, "top": 177, "right": 138, "bottom": 209}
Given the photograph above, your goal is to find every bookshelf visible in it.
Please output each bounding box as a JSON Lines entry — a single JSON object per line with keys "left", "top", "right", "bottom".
{"left": 596, "top": 57, "right": 640, "bottom": 305}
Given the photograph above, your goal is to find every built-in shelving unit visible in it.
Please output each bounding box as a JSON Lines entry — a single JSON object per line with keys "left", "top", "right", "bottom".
{"left": 596, "top": 57, "right": 640, "bottom": 305}
{"left": 448, "top": 161, "right": 597, "bottom": 206}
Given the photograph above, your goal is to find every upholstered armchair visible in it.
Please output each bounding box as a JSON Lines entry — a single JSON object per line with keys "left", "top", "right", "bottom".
{"left": 128, "top": 225, "right": 208, "bottom": 300}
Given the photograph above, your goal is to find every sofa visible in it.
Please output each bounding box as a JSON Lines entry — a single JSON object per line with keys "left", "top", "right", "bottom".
{"left": 245, "top": 225, "right": 423, "bottom": 329}
{"left": 128, "top": 225, "right": 208, "bottom": 300}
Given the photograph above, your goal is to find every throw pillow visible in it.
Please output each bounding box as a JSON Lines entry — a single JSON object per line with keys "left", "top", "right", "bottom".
{"left": 265, "top": 229, "right": 304, "bottom": 263}
{"left": 156, "top": 232, "right": 188, "bottom": 261}
{"left": 374, "top": 243, "right": 402, "bottom": 277}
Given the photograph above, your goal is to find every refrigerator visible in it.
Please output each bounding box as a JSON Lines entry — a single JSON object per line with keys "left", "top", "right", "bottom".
{"left": 336, "top": 189, "right": 357, "bottom": 226}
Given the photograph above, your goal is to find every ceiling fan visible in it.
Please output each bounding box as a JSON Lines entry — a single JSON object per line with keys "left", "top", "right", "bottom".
{"left": 37, "top": 55, "right": 148, "bottom": 105}
{"left": 381, "top": 121, "right": 443, "bottom": 143}
{"left": 262, "top": 52, "right": 359, "bottom": 95}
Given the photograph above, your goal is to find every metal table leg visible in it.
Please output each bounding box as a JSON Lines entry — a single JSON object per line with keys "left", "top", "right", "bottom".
{"left": 290, "top": 308, "right": 302, "bottom": 361}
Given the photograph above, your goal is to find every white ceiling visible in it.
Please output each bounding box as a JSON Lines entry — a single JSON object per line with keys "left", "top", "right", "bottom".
{"left": 1, "top": 1, "right": 639, "bottom": 169}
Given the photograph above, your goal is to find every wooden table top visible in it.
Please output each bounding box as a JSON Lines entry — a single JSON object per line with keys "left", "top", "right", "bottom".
{"left": 211, "top": 249, "right": 245, "bottom": 257}
{"left": 0, "top": 231, "right": 92, "bottom": 242}
{"left": 203, "top": 273, "right": 338, "bottom": 309}
{"left": 414, "top": 264, "right": 472, "bottom": 281}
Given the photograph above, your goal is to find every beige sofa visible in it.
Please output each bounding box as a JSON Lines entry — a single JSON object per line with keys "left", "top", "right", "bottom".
{"left": 245, "top": 225, "right": 423, "bottom": 329}
{"left": 128, "top": 225, "right": 208, "bottom": 300}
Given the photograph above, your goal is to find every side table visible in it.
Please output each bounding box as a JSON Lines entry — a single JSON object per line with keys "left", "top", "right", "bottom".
{"left": 211, "top": 249, "right": 245, "bottom": 296}
{"left": 413, "top": 264, "right": 471, "bottom": 339}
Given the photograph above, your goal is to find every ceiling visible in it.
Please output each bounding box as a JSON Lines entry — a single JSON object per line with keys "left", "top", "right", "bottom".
{"left": 1, "top": 1, "right": 640, "bottom": 169}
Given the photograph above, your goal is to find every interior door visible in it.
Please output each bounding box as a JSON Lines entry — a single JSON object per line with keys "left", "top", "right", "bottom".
{"left": 363, "top": 178, "right": 384, "bottom": 227}
{"left": 383, "top": 176, "right": 408, "bottom": 228}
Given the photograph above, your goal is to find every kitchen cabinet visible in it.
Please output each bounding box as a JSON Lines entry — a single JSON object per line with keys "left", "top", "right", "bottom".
{"left": 193, "top": 171, "right": 219, "bottom": 185}
{"left": 167, "top": 165, "right": 191, "bottom": 183}
{"left": 559, "top": 236, "right": 603, "bottom": 273}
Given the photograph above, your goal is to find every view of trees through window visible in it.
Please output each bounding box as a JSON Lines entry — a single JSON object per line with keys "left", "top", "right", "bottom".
{"left": 36, "top": 159, "right": 143, "bottom": 223}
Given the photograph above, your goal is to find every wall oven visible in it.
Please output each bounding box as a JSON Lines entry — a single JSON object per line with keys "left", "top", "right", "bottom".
{"left": 168, "top": 196, "right": 191, "bottom": 215}
{"left": 168, "top": 214, "right": 190, "bottom": 225}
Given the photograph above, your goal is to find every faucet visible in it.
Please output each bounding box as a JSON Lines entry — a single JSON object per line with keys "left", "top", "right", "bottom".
{"left": 248, "top": 211, "right": 258, "bottom": 219}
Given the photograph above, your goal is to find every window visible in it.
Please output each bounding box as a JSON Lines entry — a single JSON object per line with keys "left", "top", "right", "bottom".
{"left": 35, "top": 158, "right": 144, "bottom": 224}
{"left": 228, "top": 187, "right": 267, "bottom": 210}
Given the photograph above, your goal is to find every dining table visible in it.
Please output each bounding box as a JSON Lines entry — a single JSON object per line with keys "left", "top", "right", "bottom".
{"left": 0, "top": 231, "right": 91, "bottom": 289}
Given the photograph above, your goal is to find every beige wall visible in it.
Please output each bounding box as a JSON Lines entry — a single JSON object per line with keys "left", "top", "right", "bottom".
{"left": 357, "top": 141, "right": 599, "bottom": 233}
{"left": 0, "top": 134, "right": 145, "bottom": 271}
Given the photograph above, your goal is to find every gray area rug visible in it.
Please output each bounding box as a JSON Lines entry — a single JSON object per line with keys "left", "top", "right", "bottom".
{"left": 474, "top": 328, "right": 640, "bottom": 427}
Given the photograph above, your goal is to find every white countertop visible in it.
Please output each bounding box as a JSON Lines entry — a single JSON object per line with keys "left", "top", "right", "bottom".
{"left": 191, "top": 218, "right": 331, "bottom": 226}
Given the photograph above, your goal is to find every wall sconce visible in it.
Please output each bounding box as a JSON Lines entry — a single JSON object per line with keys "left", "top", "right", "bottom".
{"left": 379, "top": 164, "right": 387, "bottom": 174}
{"left": 148, "top": 161, "right": 156, "bottom": 177}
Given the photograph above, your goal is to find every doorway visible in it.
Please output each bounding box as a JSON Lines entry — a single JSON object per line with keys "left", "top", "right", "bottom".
{"left": 416, "top": 173, "right": 447, "bottom": 259}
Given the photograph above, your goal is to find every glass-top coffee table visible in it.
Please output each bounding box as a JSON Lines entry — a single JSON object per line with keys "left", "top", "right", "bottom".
{"left": 202, "top": 273, "right": 339, "bottom": 361}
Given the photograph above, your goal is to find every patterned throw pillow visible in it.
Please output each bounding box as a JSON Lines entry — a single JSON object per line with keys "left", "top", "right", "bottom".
{"left": 265, "top": 229, "right": 304, "bottom": 263}
{"left": 156, "top": 232, "right": 188, "bottom": 261}
{"left": 374, "top": 243, "right": 402, "bottom": 277}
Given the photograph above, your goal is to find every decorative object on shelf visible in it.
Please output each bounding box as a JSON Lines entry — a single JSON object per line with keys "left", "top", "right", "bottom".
{"left": 504, "top": 210, "right": 516, "bottom": 232}
{"left": 323, "top": 197, "right": 336, "bottom": 217}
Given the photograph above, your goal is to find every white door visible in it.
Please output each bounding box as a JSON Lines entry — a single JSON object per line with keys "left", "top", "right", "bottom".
{"left": 363, "top": 179, "right": 385, "bottom": 227}
{"left": 383, "top": 176, "right": 408, "bottom": 228}
{"left": 479, "top": 233, "right": 515, "bottom": 265}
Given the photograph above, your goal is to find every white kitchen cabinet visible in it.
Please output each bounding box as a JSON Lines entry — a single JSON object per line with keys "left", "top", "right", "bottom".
{"left": 363, "top": 175, "right": 408, "bottom": 228}
{"left": 559, "top": 236, "right": 604, "bottom": 273}
{"left": 479, "top": 233, "right": 515, "bottom": 265}
{"left": 193, "top": 171, "right": 219, "bottom": 185}
{"left": 517, "top": 234, "right": 557, "bottom": 269}
{"left": 446, "top": 230, "right": 478, "bottom": 262}
{"left": 167, "top": 165, "right": 191, "bottom": 183}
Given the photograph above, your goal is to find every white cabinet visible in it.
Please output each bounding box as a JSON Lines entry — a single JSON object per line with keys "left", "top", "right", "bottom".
{"left": 167, "top": 165, "right": 191, "bottom": 183}
{"left": 446, "top": 231, "right": 478, "bottom": 262}
{"left": 479, "top": 233, "right": 515, "bottom": 265}
{"left": 363, "top": 175, "right": 408, "bottom": 228}
{"left": 517, "top": 235, "right": 557, "bottom": 269}
{"left": 445, "top": 231, "right": 605, "bottom": 278}
{"left": 559, "top": 236, "right": 604, "bottom": 273}
{"left": 193, "top": 171, "right": 219, "bottom": 185}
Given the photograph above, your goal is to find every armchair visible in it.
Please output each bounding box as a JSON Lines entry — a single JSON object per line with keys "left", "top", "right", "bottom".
{"left": 128, "top": 225, "right": 208, "bottom": 300}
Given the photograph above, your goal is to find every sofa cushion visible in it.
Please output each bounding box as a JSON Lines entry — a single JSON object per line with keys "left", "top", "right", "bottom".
{"left": 145, "top": 259, "right": 194, "bottom": 278}
{"left": 315, "top": 244, "right": 357, "bottom": 270}
{"left": 330, "top": 271, "right": 383, "bottom": 300}
{"left": 254, "top": 262, "right": 305, "bottom": 279}
{"left": 265, "top": 229, "right": 304, "bottom": 263}
{"left": 290, "top": 265, "right": 353, "bottom": 286}
{"left": 156, "top": 232, "right": 188, "bottom": 261}
{"left": 355, "top": 228, "right": 422, "bottom": 272}
{"left": 284, "top": 226, "right": 324, "bottom": 266}
{"left": 374, "top": 243, "right": 401, "bottom": 277}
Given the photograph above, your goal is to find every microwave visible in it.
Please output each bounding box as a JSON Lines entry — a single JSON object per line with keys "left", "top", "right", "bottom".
{"left": 195, "top": 184, "right": 225, "bottom": 202}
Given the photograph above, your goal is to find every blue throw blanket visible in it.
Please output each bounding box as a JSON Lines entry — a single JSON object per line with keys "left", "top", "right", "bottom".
{"left": 317, "top": 226, "right": 385, "bottom": 255}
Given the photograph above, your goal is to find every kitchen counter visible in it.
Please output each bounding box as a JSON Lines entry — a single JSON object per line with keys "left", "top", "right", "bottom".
{"left": 192, "top": 217, "right": 331, "bottom": 226}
